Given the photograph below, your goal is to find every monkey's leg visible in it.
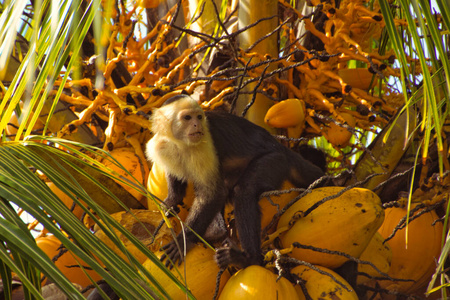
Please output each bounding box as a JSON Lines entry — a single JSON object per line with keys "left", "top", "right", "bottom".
{"left": 216, "top": 152, "right": 288, "bottom": 269}
{"left": 203, "top": 212, "right": 227, "bottom": 244}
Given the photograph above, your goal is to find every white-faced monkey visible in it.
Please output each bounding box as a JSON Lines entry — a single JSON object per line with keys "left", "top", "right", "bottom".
{"left": 146, "top": 95, "right": 324, "bottom": 269}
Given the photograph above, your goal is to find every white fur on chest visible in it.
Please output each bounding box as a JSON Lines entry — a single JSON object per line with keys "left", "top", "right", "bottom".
{"left": 146, "top": 134, "right": 219, "bottom": 187}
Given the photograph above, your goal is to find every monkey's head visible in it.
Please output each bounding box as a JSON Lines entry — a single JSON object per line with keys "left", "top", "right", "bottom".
{"left": 151, "top": 95, "right": 206, "bottom": 145}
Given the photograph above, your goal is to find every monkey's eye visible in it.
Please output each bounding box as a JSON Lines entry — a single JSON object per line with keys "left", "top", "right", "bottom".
{"left": 183, "top": 115, "right": 192, "bottom": 121}
{"left": 197, "top": 115, "right": 203, "bottom": 120}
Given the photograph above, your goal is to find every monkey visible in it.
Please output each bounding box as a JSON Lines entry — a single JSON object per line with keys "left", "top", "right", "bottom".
{"left": 146, "top": 95, "right": 325, "bottom": 269}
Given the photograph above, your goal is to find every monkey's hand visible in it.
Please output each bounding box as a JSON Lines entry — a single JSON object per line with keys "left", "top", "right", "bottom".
{"left": 162, "top": 199, "right": 181, "bottom": 218}
{"left": 160, "top": 236, "right": 194, "bottom": 269}
{"left": 163, "top": 206, "right": 180, "bottom": 218}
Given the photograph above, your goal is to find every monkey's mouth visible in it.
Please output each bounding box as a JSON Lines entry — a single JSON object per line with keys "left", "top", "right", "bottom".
{"left": 189, "top": 131, "right": 204, "bottom": 138}
{"left": 188, "top": 131, "right": 204, "bottom": 142}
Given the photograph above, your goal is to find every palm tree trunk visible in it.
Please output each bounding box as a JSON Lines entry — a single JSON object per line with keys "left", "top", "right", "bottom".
{"left": 235, "top": 0, "right": 278, "bottom": 130}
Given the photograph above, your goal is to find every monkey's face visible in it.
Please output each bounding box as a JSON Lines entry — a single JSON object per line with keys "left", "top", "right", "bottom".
{"left": 172, "top": 107, "right": 205, "bottom": 145}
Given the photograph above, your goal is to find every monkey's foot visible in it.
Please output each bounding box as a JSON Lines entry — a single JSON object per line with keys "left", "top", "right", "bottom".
{"left": 214, "top": 246, "right": 249, "bottom": 269}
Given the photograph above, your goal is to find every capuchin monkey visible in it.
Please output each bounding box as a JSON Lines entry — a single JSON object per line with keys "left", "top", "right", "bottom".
{"left": 146, "top": 95, "right": 324, "bottom": 269}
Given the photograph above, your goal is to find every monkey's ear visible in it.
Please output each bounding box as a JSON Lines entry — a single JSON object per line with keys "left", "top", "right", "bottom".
{"left": 150, "top": 108, "right": 171, "bottom": 136}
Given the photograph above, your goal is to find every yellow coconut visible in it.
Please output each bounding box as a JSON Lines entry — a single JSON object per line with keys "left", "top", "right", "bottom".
{"left": 264, "top": 99, "right": 306, "bottom": 129}
{"left": 47, "top": 182, "right": 87, "bottom": 219}
{"left": 36, "top": 234, "right": 102, "bottom": 287}
{"left": 323, "top": 113, "right": 356, "bottom": 147}
{"left": 338, "top": 68, "right": 378, "bottom": 90}
{"left": 219, "top": 265, "right": 299, "bottom": 300}
{"left": 102, "top": 147, "right": 146, "bottom": 203}
{"left": 142, "top": 244, "right": 230, "bottom": 299}
{"left": 292, "top": 264, "right": 358, "bottom": 300}
{"left": 357, "top": 232, "right": 392, "bottom": 285}
{"left": 377, "top": 203, "right": 443, "bottom": 294}
{"left": 277, "top": 187, "right": 384, "bottom": 268}
{"left": 259, "top": 181, "right": 300, "bottom": 230}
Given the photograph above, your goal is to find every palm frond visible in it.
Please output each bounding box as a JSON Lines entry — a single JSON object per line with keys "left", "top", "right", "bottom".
{"left": 0, "top": 140, "right": 196, "bottom": 299}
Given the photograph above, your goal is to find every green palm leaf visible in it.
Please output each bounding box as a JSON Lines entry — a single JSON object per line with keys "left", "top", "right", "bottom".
{"left": 0, "top": 140, "right": 195, "bottom": 299}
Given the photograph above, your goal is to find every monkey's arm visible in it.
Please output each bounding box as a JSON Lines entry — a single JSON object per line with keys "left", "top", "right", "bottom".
{"left": 163, "top": 174, "right": 187, "bottom": 216}
{"left": 161, "top": 183, "right": 227, "bottom": 268}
